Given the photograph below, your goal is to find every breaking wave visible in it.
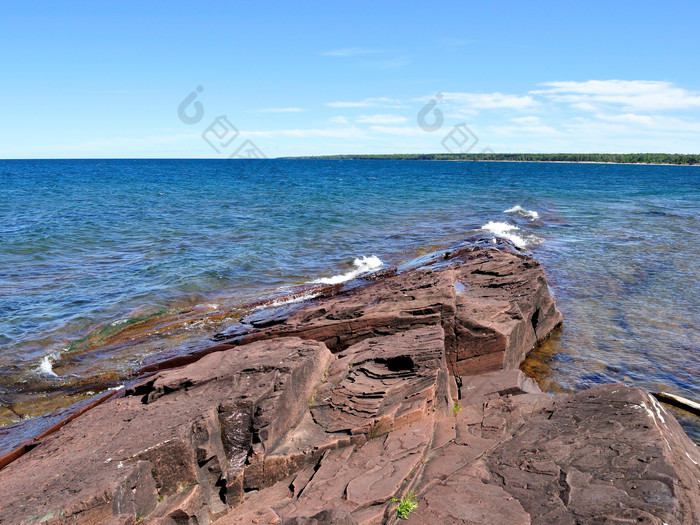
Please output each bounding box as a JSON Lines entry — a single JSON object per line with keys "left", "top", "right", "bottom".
{"left": 312, "top": 255, "right": 383, "bottom": 285}
{"left": 504, "top": 205, "right": 539, "bottom": 220}
{"left": 481, "top": 221, "right": 541, "bottom": 248}
{"left": 36, "top": 352, "right": 61, "bottom": 378}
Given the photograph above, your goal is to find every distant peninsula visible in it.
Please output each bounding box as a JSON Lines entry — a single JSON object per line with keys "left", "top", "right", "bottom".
{"left": 294, "top": 152, "right": 699, "bottom": 165}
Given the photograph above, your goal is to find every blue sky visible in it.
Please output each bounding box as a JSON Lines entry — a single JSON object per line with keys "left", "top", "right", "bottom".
{"left": 1, "top": 1, "right": 699, "bottom": 158}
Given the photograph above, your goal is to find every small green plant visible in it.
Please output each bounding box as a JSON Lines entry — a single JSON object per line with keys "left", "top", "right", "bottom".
{"left": 453, "top": 400, "right": 462, "bottom": 416}
{"left": 392, "top": 490, "right": 418, "bottom": 520}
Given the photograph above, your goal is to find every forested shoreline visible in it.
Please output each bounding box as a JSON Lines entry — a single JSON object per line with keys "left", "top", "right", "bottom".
{"left": 296, "top": 153, "right": 699, "bottom": 165}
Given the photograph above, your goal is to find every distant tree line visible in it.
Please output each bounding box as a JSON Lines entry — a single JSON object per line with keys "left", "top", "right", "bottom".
{"left": 296, "top": 153, "right": 699, "bottom": 165}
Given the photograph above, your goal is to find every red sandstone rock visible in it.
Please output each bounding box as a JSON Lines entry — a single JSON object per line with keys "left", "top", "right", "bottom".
{"left": 0, "top": 338, "right": 332, "bottom": 523}
{"left": 484, "top": 384, "right": 700, "bottom": 524}
{"left": 216, "top": 246, "right": 562, "bottom": 379}
{"left": 281, "top": 509, "right": 358, "bottom": 525}
{"left": 310, "top": 326, "right": 452, "bottom": 436}
{"left": 0, "top": 245, "right": 696, "bottom": 525}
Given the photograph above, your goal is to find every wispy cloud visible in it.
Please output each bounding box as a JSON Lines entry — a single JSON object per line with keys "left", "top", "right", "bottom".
{"left": 244, "top": 127, "right": 368, "bottom": 139}
{"left": 325, "top": 97, "right": 405, "bottom": 109}
{"left": 356, "top": 114, "right": 408, "bottom": 124}
{"left": 321, "top": 47, "right": 382, "bottom": 57}
{"left": 594, "top": 113, "right": 656, "bottom": 126}
{"left": 533, "top": 80, "right": 700, "bottom": 111}
{"left": 441, "top": 91, "right": 539, "bottom": 112}
{"left": 255, "top": 107, "right": 306, "bottom": 113}
{"left": 368, "top": 125, "right": 426, "bottom": 136}
{"left": 592, "top": 113, "right": 700, "bottom": 132}
{"left": 486, "top": 123, "right": 561, "bottom": 137}
{"left": 329, "top": 116, "right": 348, "bottom": 124}
{"left": 510, "top": 116, "right": 542, "bottom": 125}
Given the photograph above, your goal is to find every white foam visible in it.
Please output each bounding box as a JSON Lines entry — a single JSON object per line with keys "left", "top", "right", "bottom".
{"left": 37, "top": 354, "right": 59, "bottom": 377}
{"left": 504, "top": 205, "right": 539, "bottom": 220}
{"left": 483, "top": 221, "right": 520, "bottom": 235}
{"left": 313, "top": 255, "right": 383, "bottom": 285}
{"left": 481, "top": 221, "right": 543, "bottom": 248}
{"left": 264, "top": 292, "right": 321, "bottom": 309}
{"left": 481, "top": 221, "right": 528, "bottom": 248}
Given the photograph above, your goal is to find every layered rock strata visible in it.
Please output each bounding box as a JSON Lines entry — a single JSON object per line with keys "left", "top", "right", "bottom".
{"left": 0, "top": 244, "right": 697, "bottom": 524}
{"left": 215, "top": 243, "right": 562, "bottom": 376}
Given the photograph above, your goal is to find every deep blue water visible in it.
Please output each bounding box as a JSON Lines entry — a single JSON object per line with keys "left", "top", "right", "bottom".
{"left": 0, "top": 159, "right": 698, "bottom": 439}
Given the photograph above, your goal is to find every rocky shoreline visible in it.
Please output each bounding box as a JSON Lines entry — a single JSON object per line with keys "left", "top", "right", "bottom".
{"left": 0, "top": 240, "right": 698, "bottom": 524}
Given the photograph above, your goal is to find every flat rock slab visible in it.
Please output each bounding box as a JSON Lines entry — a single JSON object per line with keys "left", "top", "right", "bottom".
{"left": 484, "top": 384, "right": 700, "bottom": 524}
{"left": 410, "top": 461, "right": 531, "bottom": 525}
{"left": 400, "top": 383, "right": 700, "bottom": 525}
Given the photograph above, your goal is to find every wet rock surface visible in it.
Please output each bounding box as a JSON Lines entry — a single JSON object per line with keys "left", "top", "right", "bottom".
{"left": 0, "top": 245, "right": 697, "bottom": 524}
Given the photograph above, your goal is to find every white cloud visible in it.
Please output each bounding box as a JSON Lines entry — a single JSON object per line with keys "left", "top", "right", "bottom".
{"left": 255, "top": 107, "right": 306, "bottom": 113}
{"left": 325, "top": 97, "right": 405, "bottom": 108}
{"left": 441, "top": 91, "right": 539, "bottom": 111}
{"left": 594, "top": 113, "right": 655, "bottom": 126}
{"left": 592, "top": 113, "right": 700, "bottom": 132}
{"left": 487, "top": 123, "right": 560, "bottom": 137}
{"left": 510, "top": 116, "right": 541, "bottom": 125}
{"left": 329, "top": 116, "right": 348, "bottom": 124}
{"left": 244, "top": 127, "right": 368, "bottom": 139}
{"left": 533, "top": 80, "right": 700, "bottom": 111}
{"left": 368, "top": 125, "right": 427, "bottom": 136}
{"left": 571, "top": 102, "right": 599, "bottom": 112}
{"left": 321, "top": 47, "right": 381, "bottom": 57}
{"left": 356, "top": 114, "right": 408, "bottom": 124}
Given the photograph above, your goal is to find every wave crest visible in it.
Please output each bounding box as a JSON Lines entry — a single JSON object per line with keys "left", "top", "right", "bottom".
{"left": 504, "top": 205, "right": 539, "bottom": 220}
{"left": 313, "top": 255, "right": 383, "bottom": 285}
{"left": 481, "top": 221, "right": 541, "bottom": 248}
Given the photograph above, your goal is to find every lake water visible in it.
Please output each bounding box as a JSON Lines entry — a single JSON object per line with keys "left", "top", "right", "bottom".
{"left": 1, "top": 159, "right": 697, "bottom": 441}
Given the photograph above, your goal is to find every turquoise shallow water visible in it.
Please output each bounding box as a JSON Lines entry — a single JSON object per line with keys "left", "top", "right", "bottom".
{"left": 0, "top": 159, "right": 698, "bottom": 440}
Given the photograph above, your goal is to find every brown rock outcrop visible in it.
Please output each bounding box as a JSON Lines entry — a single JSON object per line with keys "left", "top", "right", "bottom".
{"left": 410, "top": 381, "right": 700, "bottom": 525}
{"left": 215, "top": 244, "right": 562, "bottom": 378}
{"left": 484, "top": 384, "right": 700, "bottom": 524}
{"left": 0, "top": 338, "right": 333, "bottom": 523}
{"left": 0, "top": 244, "right": 697, "bottom": 524}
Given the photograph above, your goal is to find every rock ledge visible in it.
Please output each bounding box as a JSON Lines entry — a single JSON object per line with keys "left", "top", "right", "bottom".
{"left": 0, "top": 244, "right": 697, "bottom": 524}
